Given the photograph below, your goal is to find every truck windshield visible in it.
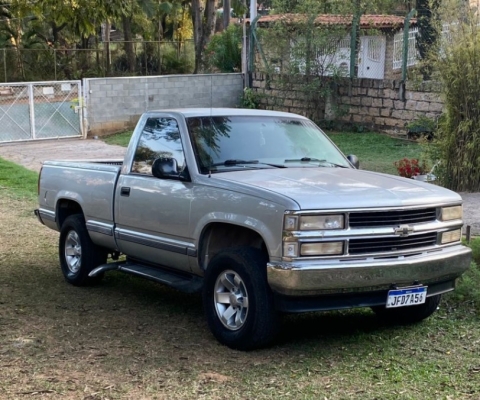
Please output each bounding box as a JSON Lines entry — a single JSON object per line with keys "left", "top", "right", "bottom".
{"left": 186, "top": 116, "right": 350, "bottom": 174}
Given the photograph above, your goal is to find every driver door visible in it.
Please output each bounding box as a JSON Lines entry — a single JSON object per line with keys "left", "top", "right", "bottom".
{"left": 114, "top": 116, "right": 194, "bottom": 273}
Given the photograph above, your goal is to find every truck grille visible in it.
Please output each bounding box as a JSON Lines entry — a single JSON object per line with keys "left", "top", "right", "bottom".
{"left": 349, "top": 232, "right": 437, "bottom": 255}
{"left": 349, "top": 208, "right": 437, "bottom": 228}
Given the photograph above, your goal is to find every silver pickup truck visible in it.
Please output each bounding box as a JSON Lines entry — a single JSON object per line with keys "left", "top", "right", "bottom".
{"left": 35, "top": 108, "right": 471, "bottom": 350}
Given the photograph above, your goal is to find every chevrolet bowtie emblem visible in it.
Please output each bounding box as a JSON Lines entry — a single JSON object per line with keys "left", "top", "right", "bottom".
{"left": 394, "top": 225, "right": 414, "bottom": 237}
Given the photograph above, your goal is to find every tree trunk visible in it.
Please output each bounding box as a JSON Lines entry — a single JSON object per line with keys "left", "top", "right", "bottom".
{"left": 122, "top": 15, "right": 136, "bottom": 73}
{"left": 223, "top": 0, "right": 231, "bottom": 30}
{"left": 192, "top": 0, "right": 217, "bottom": 73}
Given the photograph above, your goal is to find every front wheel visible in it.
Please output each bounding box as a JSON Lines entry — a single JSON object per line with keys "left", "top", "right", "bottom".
{"left": 371, "top": 294, "right": 442, "bottom": 324}
{"left": 203, "top": 247, "right": 279, "bottom": 350}
{"left": 59, "top": 214, "right": 107, "bottom": 286}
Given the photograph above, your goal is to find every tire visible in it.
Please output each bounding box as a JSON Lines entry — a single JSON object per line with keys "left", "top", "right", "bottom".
{"left": 203, "top": 247, "right": 279, "bottom": 350}
{"left": 59, "top": 214, "right": 107, "bottom": 286}
{"left": 371, "top": 294, "right": 442, "bottom": 325}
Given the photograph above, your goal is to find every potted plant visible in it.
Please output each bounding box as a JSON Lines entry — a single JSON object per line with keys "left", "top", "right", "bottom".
{"left": 394, "top": 158, "right": 434, "bottom": 181}
{"left": 406, "top": 115, "right": 436, "bottom": 140}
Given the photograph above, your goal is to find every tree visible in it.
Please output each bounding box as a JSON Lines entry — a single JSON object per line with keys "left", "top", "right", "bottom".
{"left": 192, "top": 0, "right": 217, "bottom": 73}
{"left": 416, "top": 0, "right": 440, "bottom": 80}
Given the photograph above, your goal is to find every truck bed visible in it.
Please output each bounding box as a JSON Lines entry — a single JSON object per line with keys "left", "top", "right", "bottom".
{"left": 38, "top": 160, "right": 123, "bottom": 240}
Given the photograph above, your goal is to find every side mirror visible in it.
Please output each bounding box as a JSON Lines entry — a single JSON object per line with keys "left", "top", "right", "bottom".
{"left": 152, "top": 157, "right": 190, "bottom": 181}
{"left": 347, "top": 154, "right": 359, "bottom": 169}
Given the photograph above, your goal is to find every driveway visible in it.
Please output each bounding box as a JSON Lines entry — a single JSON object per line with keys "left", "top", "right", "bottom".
{"left": 0, "top": 138, "right": 126, "bottom": 171}
{"left": 0, "top": 138, "right": 478, "bottom": 235}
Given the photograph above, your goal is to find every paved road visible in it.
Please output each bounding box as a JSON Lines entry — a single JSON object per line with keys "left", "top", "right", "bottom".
{"left": 0, "top": 138, "right": 478, "bottom": 235}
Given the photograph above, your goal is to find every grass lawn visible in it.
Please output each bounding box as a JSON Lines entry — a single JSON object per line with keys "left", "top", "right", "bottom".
{"left": 328, "top": 132, "right": 423, "bottom": 175}
{"left": 0, "top": 132, "right": 478, "bottom": 399}
{"left": 103, "top": 130, "right": 133, "bottom": 147}
{"left": 102, "top": 130, "right": 423, "bottom": 176}
{"left": 0, "top": 157, "right": 39, "bottom": 201}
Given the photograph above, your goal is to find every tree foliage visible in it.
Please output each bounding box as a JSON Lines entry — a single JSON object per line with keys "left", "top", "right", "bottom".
{"left": 433, "top": 15, "right": 480, "bottom": 192}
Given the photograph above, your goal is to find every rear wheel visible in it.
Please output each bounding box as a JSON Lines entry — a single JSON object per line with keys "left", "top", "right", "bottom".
{"left": 371, "top": 294, "right": 442, "bottom": 324}
{"left": 203, "top": 247, "right": 279, "bottom": 350}
{"left": 59, "top": 214, "right": 107, "bottom": 286}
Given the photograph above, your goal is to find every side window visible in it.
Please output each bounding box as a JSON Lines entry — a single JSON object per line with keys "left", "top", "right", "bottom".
{"left": 131, "top": 117, "right": 185, "bottom": 176}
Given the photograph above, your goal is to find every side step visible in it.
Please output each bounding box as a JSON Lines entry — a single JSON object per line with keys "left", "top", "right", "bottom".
{"left": 89, "top": 261, "right": 203, "bottom": 293}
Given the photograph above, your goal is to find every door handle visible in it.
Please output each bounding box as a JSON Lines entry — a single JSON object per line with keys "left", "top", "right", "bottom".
{"left": 120, "top": 187, "right": 131, "bottom": 197}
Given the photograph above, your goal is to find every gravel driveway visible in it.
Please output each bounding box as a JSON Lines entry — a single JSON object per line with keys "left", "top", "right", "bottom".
{"left": 0, "top": 138, "right": 478, "bottom": 235}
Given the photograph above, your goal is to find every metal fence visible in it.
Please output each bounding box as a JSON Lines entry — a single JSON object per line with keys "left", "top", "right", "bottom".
{"left": 0, "top": 81, "right": 82, "bottom": 143}
{"left": 0, "top": 41, "right": 195, "bottom": 83}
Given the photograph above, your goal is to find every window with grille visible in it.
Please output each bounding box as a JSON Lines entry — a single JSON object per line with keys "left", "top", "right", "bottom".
{"left": 393, "top": 27, "right": 419, "bottom": 69}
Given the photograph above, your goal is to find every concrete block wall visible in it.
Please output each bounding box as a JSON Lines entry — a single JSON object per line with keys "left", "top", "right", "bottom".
{"left": 252, "top": 73, "right": 444, "bottom": 135}
{"left": 84, "top": 73, "right": 244, "bottom": 136}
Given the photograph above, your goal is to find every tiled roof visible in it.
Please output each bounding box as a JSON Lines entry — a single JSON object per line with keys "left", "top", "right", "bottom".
{"left": 253, "top": 14, "right": 415, "bottom": 29}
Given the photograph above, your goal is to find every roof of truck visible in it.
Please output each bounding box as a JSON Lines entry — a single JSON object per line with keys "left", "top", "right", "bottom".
{"left": 147, "top": 108, "right": 309, "bottom": 119}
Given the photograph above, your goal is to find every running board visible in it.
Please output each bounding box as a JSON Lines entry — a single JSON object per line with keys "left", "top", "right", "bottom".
{"left": 89, "top": 261, "right": 202, "bottom": 293}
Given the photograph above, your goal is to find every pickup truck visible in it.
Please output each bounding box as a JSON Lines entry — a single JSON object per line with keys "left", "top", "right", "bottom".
{"left": 35, "top": 108, "right": 471, "bottom": 350}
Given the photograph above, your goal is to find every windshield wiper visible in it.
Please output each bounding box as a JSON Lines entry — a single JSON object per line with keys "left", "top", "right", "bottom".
{"left": 209, "top": 159, "right": 260, "bottom": 167}
{"left": 208, "top": 159, "right": 285, "bottom": 169}
{"left": 284, "top": 157, "right": 326, "bottom": 163}
{"left": 284, "top": 157, "right": 348, "bottom": 168}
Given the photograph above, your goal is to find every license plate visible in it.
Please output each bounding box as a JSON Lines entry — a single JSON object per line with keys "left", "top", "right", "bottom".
{"left": 386, "top": 286, "right": 427, "bottom": 308}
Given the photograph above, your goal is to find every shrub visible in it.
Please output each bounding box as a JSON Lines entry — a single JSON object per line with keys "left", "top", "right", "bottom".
{"left": 433, "top": 21, "right": 480, "bottom": 191}
{"left": 239, "top": 87, "right": 261, "bottom": 109}
{"left": 445, "top": 238, "right": 480, "bottom": 313}
{"left": 205, "top": 24, "right": 242, "bottom": 73}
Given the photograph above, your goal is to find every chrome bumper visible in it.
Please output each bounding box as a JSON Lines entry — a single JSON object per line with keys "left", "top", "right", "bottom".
{"left": 267, "top": 245, "right": 472, "bottom": 296}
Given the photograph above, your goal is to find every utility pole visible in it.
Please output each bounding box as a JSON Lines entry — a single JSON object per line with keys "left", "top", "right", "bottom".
{"left": 250, "top": 0, "right": 257, "bottom": 20}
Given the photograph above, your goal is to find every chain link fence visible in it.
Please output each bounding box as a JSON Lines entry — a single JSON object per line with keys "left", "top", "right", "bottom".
{"left": 0, "top": 41, "right": 195, "bottom": 83}
{"left": 0, "top": 81, "right": 82, "bottom": 143}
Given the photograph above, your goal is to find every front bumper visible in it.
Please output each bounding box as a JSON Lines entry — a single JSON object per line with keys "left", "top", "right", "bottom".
{"left": 267, "top": 245, "right": 472, "bottom": 296}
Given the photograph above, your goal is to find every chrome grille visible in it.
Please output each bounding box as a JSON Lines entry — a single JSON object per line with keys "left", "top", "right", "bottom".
{"left": 349, "top": 208, "right": 437, "bottom": 228}
{"left": 349, "top": 232, "right": 437, "bottom": 255}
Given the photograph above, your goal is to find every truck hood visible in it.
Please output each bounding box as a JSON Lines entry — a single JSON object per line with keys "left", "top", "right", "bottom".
{"left": 212, "top": 168, "right": 462, "bottom": 210}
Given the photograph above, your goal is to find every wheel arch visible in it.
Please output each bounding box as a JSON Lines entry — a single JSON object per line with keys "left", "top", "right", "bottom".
{"left": 56, "top": 198, "right": 84, "bottom": 230}
{"left": 198, "top": 222, "right": 269, "bottom": 270}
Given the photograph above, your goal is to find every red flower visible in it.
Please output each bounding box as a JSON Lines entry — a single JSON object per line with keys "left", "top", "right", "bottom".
{"left": 394, "top": 158, "right": 429, "bottom": 178}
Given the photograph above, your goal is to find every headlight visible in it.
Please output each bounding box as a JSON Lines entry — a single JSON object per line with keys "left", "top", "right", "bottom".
{"left": 440, "top": 229, "right": 462, "bottom": 244}
{"left": 441, "top": 206, "right": 463, "bottom": 221}
{"left": 301, "top": 242, "right": 344, "bottom": 256}
{"left": 284, "top": 214, "right": 345, "bottom": 230}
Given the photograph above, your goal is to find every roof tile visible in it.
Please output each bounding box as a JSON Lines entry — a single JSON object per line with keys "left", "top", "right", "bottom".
{"left": 253, "top": 14, "right": 415, "bottom": 29}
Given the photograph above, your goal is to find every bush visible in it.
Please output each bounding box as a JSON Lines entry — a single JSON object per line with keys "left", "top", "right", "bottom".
{"left": 449, "top": 261, "right": 480, "bottom": 313}
{"left": 447, "top": 238, "right": 480, "bottom": 313}
{"left": 205, "top": 24, "right": 242, "bottom": 73}
{"left": 433, "top": 22, "right": 480, "bottom": 191}
{"left": 239, "top": 87, "right": 261, "bottom": 109}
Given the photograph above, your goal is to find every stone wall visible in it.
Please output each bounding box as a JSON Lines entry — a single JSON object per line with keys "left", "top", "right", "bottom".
{"left": 336, "top": 79, "right": 443, "bottom": 134}
{"left": 84, "top": 74, "right": 244, "bottom": 136}
{"left": 252, "top": 74, "right": 328, "bottom": 122}
{"left": 252, "top": 72, "right": 443, "bottom": 135}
